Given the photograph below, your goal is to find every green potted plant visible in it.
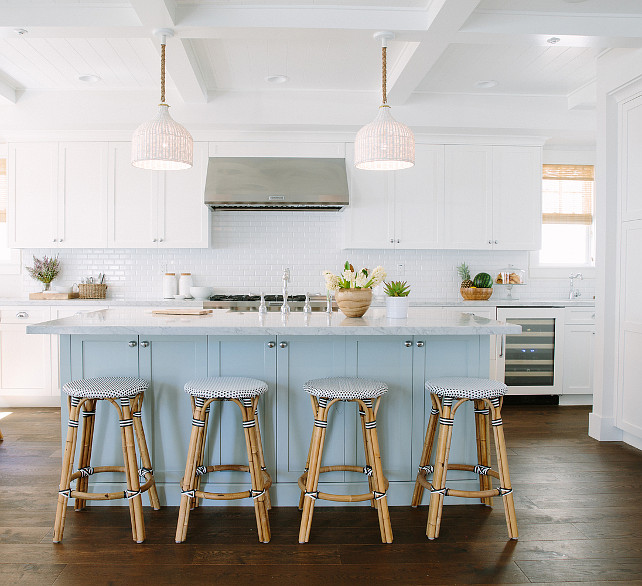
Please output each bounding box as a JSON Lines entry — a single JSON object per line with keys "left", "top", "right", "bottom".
{"left": 383, "top": 280, "right": 411, "bottom": 319}
{"left": 25, "top": 255, "right": 60, "bottom": 292}
{"left": 322, "top": 261, "right": 386, "bottom": 317}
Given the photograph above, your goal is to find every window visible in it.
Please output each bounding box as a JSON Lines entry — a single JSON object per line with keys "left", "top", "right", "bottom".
{"left": 0, "top": 158, "right": 20, "bottom": 273}
{"left": 536, "top": 164, "right": 595, "bottom": 268}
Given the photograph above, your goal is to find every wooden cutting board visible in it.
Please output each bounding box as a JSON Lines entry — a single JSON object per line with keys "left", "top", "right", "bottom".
{"left": 29, "top": 292, "right": 80, "bottom": 300}
{"left": 152, "top": 308, "right": 213, "bottom": 316}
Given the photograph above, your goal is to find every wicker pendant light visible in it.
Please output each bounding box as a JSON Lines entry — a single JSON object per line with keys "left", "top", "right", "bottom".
{"left": 354, "top": 31, "right": 415, "bottom": 171}
{"left": 132, "top": 29, "right": 193, "bottom": 171}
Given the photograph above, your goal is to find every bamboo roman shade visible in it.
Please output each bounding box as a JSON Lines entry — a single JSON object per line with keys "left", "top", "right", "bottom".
{"left": 542, "top": 164, "right": 594, "bottom": 226}
{"left": 0, "top": 159, "right": 7, "bottom": 223}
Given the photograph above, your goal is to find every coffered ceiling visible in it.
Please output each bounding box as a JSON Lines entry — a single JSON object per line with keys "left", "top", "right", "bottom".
{"left": 0, "top": 0, "right": 641, "bottom": 112}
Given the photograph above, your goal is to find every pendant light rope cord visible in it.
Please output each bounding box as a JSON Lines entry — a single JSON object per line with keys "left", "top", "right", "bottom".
{"left": 381, "top": 46, "right": 387, "bottom": 105}
{"left": 160, "top": 41, "right": 166, "bottom": 105}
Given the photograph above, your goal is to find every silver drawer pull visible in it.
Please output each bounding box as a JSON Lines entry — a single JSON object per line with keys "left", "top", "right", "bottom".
{"left": 267, "top": 341, "right": 275, "bottom": 348}
{"left": 404, "top": 340, "right": 412, "bottom": 347}
{"left": 416, "top": 341, "right": 425, "bottom": 347}
{"left": 140, "top": 341, "right": 150, "bottom": 348}
{"left": 279, "top": 341, "right": 288, "bottom": 348}
{"left": 128, "top": 340, "right": 137, "bottom": 348}
{"left": 16, "top": 311, "right": 29, "bottom": 319}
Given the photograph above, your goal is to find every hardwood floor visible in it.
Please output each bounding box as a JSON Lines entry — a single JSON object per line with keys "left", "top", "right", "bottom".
{"left": 1, "top": 405, "right": 641, "bottom": 585}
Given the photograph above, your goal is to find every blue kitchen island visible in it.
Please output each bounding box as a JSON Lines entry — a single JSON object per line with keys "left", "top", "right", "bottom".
{"left": 28, "top": 307, "right": 520, "bottom": 507}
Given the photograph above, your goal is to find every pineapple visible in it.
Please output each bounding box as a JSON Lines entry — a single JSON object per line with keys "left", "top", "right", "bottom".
{"left": 457, "top": 263, "right": 473, "bottom": 288}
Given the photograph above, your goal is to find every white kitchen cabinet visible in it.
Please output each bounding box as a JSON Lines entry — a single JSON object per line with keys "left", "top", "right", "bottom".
{"left": 9, "top": 142, "right": 109, "bottom": 248}
{"left": 343, "top": 144, "right": 443, "bottom": 249}
{"left": 209, "top": 141, "right": 345, "bottom": 158}
{"left": 108, "top": 142, "right": 209, "bottom": 248}
{"left": 442, "top": 145, "right": 541, "bottom": 251}
{"left": 563, "top": 324, "right": 595, "bottom": 395}
{"left": 0, "top": 307, "right": 54, "bottom": 406}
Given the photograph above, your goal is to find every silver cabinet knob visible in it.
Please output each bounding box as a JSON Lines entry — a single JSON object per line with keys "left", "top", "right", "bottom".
{"left": 52, "top": 238, "right": 57, "bottom": 243}
{"left": 128, "top": 340, "right": 137, "bottom": 347}
{"left": 390, "top": 238, "right": 394, "bottom": 244}
{"left": 140, "top": 341, "right": 150, "bottom": 348}
{"left": 267, "top": 341, "right": 275, "bottom": 348}
{"left": 396, "top": 239, "right": 400, "bottom": 244}
{"left": 159, "top": 238, "right": 164, "bottom": 242}
{"left": 16, "top": 311, "right": 28, "bottom": 319}
{"left": 152, "top": 238, "right": 157, "bottom": 243}
{"left": 488, "top": 240, "right": 492, "bottom": 244}
{"left": 279, "top": 341, "right": 288, "bottom": 348}
{"left": 494, "top": 240, "right": 498, "bottom": 244}
{"left": 416, "top": 341, "right": 425, "bottom": 347}
{"left": 404, "top": 340, "right": 412, "bottom": 347}
{"left": 59, "top": 238, "right": 63, "bottom": 243}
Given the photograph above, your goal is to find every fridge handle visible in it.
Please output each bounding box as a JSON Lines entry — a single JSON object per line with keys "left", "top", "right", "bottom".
{"left": 498, "top": 334, "right": 505, "bottom": 358}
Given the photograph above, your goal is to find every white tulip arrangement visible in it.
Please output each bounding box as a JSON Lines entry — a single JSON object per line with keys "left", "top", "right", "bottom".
{"left": 323, "top": 261, "right": 386, "bottom": 291}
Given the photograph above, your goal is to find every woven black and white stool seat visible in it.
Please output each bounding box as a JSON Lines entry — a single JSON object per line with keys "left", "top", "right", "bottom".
{"left": 62, "top": 376, "right": 149, "bottom": 399}
{"left": 426, "top": 377, "right": 508, "bottom": 400}
{"left": 184, "top": 377, "right": 268, "bottom": 399}
{"left": 303, "top": 377, "right": 388, "bottom": 400}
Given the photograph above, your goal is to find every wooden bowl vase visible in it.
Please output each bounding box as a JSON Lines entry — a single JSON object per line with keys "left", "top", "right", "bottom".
{"left": 460, "top": 287, "right": 493, "bottom": 301}
{"left": 335, "top": 288, "right": 373, "bottom": 318}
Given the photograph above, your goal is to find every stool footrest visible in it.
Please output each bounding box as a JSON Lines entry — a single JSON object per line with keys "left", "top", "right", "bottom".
{"left": 298, "top": 468, "right": 390, "bottom": 503}
{"left": 64, "top": 477, "right": 156, "bottom": 502}
{"left": 183, "top": 469, "right": 272, "bottom": 502}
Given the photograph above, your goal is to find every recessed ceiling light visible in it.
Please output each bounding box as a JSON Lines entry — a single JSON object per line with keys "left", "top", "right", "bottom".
{"left": 547, "top": 37, "right": 561, "bottom": 44}
{"left": 265, "top": 75, "right": 289, "bottom": 84}
{"left": 78, "top": 74, "right": 101, "bottom": 83}
{"left": 475, "top": 80, "right": 498, "bottom": 89}
{"left": 14, "top": 28, "right": 28, "bottom": 36}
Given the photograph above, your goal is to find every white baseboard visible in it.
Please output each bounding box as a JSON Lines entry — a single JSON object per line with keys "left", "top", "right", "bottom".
{"left": 559, "top": 394, "right": 593, "bottom": 406}
{"left": 622, "top": 431, "right": 642, "bottom": 451}
{"left": 588, "top": 412, "right": 624, "bottom": 441}
{"left": 0, "top": 396, "right": 61, "bottom": 408}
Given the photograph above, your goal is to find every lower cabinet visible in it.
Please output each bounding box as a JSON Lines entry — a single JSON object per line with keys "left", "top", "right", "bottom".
{"left": 563, "top": 307, "right": 596, "bottom": 397}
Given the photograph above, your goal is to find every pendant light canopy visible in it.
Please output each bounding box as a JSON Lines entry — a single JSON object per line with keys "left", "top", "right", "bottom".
{"left": 132, "top": 29, "right": 193, "bottom": 171}
{"left": 354, "top": 31, "right": 415, "bottom": 171}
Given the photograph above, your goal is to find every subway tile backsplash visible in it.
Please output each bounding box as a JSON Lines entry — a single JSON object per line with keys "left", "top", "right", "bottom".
{"left": 22, "top": 211, "right": 595, "bottom": 302}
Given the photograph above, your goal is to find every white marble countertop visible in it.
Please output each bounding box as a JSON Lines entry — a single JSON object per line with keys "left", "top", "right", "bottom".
{"left": 27, "top": 307, "right": 522, "bottom": 336}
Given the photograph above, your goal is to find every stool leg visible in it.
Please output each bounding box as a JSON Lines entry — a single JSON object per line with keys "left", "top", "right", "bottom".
{"left": 53, "top": 397, "right": 82, "bottom": 543}
{"left": 474, "top": 399, "right": 493, "bottom": 507}
{"left": 175, "top": 400, "right": 208, "bottom": 543}
{"left": 253, "top": 401, "right": 271, "bottom": 511}
{"left": 75, "top": 399, "right": 96, "bottom": 511}
{"left": 191, "top": 401, "right": 211, "bottom": 510}
{"left": 426, "top": 398, "right": 455, "bottom": 540}
{"left": 299, "top": 399, "right": 329, "bottom": 544}
{"left": 359, "top": 402, "right": 376, "bottom": 509}
{"left": 131, "top": 393, "right": 160, "bottom": 511}
{"left": 298, "top": 395, "right": 318, "bottom": 511}
{"left": 411, "top": 394, "right": 440, "bottom": 507}
{"left": 363, "top": 399, "right": 393, "bottom": 544}
{"left": 119, "top": 398, "right": 145, "bottom": 543}
{"left": 489, "top": 399, "right": 518, "bottom": 540}
{"left": 241, "top": 398, "right": 270, "bottom": 543}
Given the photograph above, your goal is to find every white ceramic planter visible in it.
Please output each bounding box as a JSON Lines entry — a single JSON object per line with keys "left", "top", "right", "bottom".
{"left": 385, "top": 296, "right": 409, "bottom": 319}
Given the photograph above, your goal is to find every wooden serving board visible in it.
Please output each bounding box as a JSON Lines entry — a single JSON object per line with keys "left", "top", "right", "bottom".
{"left": 29, "top": 292, "right": 80, "bottom": 300}
{"left": 152, "top": 308, "right": 212, "bottom": 316}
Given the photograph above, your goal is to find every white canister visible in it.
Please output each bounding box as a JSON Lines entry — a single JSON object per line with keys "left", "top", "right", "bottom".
{"left": 385, "top": 296, "right": 410, "bottom": 319}
{"left": 178, "top": 273, "right": 194, "bottom": 298}
{"left": 163, "top": 273, "right": 178, "bottom": 299}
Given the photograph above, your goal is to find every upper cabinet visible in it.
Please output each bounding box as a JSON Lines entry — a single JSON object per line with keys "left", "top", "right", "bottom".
{"left": 9, "top": 142, "right": 108, "bottom": 248}
{"left": 344, "top": 144, "right": 443, "bottom": 249}
{"left": 442, "top": 145, "right": 542, "bottom": 250}
{"left": 108, "top": 142, "right": 209, "bottom": 248}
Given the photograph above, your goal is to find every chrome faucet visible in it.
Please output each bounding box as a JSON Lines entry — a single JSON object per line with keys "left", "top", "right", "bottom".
{"left": 569, "top": 273, "right": 583, "bottom": 300}
{"left": 281, "top": 268, "right": 291, "bottom": 314}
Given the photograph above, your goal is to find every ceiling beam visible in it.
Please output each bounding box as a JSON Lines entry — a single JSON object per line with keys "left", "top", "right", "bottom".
{"left": 0, "top": 78, "right": 16, "bottom": 104}
{"left": 130, "top": 0, "right": 208, "bottom": 104}
{"left": 386, "top": 0, "right": 482, "bottom": 105}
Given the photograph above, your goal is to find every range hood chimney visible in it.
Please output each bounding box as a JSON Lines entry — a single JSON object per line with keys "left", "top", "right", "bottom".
{"left": 204, "top": 157, "right": 349, "bottom": 210}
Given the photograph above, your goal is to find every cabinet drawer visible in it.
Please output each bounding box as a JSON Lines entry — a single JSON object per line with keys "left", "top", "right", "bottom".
{"left": 0, "top": 307, "right": 50, "bottom": 324}
{"left": 565, "top": 307, "right": 596, "bottom": 325}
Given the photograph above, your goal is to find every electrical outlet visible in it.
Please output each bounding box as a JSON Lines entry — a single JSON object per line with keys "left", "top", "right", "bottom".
{"left": 397, "top": 263, "right": 405, "bottom": 276}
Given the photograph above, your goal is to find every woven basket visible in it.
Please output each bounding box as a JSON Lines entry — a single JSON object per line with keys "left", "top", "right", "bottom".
{"left": 460, "top": 287, "right": 493, "bottom": 301}
{"left": 78, "top": 283, "right": 107, "bottom": 299}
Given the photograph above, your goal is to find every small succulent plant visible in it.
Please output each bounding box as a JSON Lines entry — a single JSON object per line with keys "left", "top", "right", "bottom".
{"left": 383, "top": 280, "right": 411, "bottom": 297}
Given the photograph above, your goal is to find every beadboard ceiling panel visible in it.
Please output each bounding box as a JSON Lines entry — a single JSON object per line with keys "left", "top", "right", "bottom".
{"left": 176, "top": 0, "right": 430, "bottom": 6}
{"left": 416, "top": 43, "right": 599, "bottom": 96}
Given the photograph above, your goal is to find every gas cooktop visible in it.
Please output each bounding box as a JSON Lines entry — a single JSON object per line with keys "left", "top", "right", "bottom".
{"left": 203, "top": 293, "right": 334, "bottom": 312}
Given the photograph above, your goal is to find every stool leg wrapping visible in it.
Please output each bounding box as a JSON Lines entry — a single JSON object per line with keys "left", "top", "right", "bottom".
{"left": 252, "top": 401, "right": 272, "bottom": 511}
{"left": 53, "top": 396, "right": 83, "bottom": 543}
{"left": 426, "top": 399, "right": 455, "bottom": 540}
{"left": 119, "top": 398, "right": 145, "bottom": 543}
{"left": 191, "top": 398, "right": 211, "bottom": 510}
{"left": 74, "top": 399, "right": 96, "bottom": 511}
{"left": 474, "top": 399, "right": 494, "bottom": 507}
{"left": 359, "top": 403, "right": 377, "bottom": 509}
{"left": 298, "top": 395, "right": 318, "bottom": 511}
{"left": 411, "top": 393, "right": 440, "bottom": 507}
{"left": 489, "top": 398, "right": 518, "bottom": 540}
{"left": 131, "top": 393, "right": 160, "bottom": 511}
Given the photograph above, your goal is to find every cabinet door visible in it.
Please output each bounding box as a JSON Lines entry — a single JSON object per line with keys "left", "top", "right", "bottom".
{"left": 353, "top": 336, "right": 414, "bottom": 481}
{"left": 443, "top": 145, "right": 493, "bottom": 249}
{"left": 275, "top": 336, "right": 347, "bottom": 482}
{"left": 58, "top": 142, "right": 109, "bottom": 248}
{"left": 393, "top": 144, "right": 443, "bottom": 249}
{"left": 108, "top": 142, "right": 158, "bottom": 248}
{"left": 492, "top": 146, "right": 542, "bottom": 250}
{"left": 563, "top": 324, "right": 595, "bottom": 395}
{"left": 343, "top": 144, "right": 394, "bottom": 249}
{"left": 158, "top": 142, "right": 209, "bottom": 248}
{"left": 8, "top": 143, "right": 58, "bottom": 247}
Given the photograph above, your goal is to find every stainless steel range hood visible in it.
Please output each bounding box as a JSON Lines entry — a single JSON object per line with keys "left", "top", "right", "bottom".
{"left": 204, "top": 157, "right": 349, "bottom": 210}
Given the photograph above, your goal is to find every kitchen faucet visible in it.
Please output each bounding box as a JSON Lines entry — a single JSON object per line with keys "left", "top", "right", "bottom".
{"left": 281, "top": 268, "right": 291, "bottom": 314}
{"left": 569, "top": 273, "right": 583, "bottom": 300}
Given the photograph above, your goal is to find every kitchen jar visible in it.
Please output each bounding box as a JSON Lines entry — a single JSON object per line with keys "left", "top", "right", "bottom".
{"left": 163, "top": 273, "right": 178, "bottom": 299}
{"left": 178, "top": 273, "right": 194, "bottom": 298}
{"left": 496, "top": 265, "right": 526, "bottom": 286}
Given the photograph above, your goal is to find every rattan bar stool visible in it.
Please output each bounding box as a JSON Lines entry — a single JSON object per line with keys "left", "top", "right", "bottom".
{"left": 411, "top": 376, "right": 518, "bottom": 540}
{"left": 53, "top": 376, "right": 160, "bottom": 544}
{"left": 298, "top": 377, "right": 393, "bottom": 544}
{"left": 176, "top": 377, "right": 272, "bottom": 544}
